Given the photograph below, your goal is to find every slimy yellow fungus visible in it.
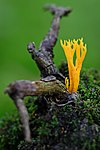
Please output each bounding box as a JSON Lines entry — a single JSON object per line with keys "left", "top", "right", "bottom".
{"left": 60, "top": 38, "right": 87, "bottom": 93}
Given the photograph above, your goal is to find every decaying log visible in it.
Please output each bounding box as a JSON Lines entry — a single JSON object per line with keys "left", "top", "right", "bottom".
{"left": 5, "top": 4, "right": 72, "bottom": 142}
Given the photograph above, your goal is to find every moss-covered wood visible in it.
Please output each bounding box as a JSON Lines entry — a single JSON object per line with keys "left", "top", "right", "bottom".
{"left": 0, "top": 66, "right": 100, "bottom": 150}
{"left": 2, "top": 3, "right": 100, "bottom": 150}
{"left": 5, "top": 4, "right": 72, "bottom": 142}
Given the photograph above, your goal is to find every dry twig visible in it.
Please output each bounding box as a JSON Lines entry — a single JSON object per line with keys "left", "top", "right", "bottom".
{"left": 5, "top": 4, "right": 72, "bottom": 142}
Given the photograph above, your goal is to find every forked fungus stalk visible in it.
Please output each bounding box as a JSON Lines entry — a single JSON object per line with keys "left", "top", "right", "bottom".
{"left": 60, "top": 38, "right": 87, "bottom": 93}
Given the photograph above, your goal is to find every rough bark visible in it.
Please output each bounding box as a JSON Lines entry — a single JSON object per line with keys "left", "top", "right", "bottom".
{"left": 5, "top": 77, "right": 67, "bottom": 142}
{"left": 5, "top": 4, "right": 72, "bottom": 142}
{"left": 27, "top": 4, "right": 71, "bottom": 79}
{"left": 5, "top": 77, "right": 67, "bottom": 99}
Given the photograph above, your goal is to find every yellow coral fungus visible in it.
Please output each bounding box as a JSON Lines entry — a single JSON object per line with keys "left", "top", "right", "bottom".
{"left": 60, "top": 38, "right": 87, "bottom": 93}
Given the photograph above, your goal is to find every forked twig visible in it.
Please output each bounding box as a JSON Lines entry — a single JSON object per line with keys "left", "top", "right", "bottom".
{"left": 5, "top": 4, "right": 72, "bottom": 142}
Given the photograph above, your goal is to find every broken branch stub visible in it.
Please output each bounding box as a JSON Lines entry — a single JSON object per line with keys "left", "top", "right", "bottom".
{"left": 27, "top": 5, "right": 71, "bottom": 79}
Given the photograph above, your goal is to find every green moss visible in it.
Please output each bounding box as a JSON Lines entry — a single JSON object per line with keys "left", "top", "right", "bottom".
{"left": 0, "top": 114, "right": 23, "bottom": 150}
{"left": 0, "top": 65, "right": 100, "bottom": 150}
{"left": 78, "top": 68, "right": 100, "bottom": 125}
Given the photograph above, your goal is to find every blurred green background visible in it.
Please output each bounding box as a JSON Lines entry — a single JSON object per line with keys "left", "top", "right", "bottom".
{"left": 0, "top": 0, "right": 100, "bottom": 117}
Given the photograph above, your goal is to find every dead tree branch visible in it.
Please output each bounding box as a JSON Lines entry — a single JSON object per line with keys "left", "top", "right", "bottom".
{"left": 13, "top": 98, "right": 31, "bottom": 142}
{"left": 5, "top": 77, "right": 67, "bottom": 99}
{"left": 5, "top": 77, "right": 67, "bottom": 142}
{"left": 5, "top": 4, "right": 72, "bottom": 142}
{"left": 27, "top": 4, "right": 71, "bottom": 79}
